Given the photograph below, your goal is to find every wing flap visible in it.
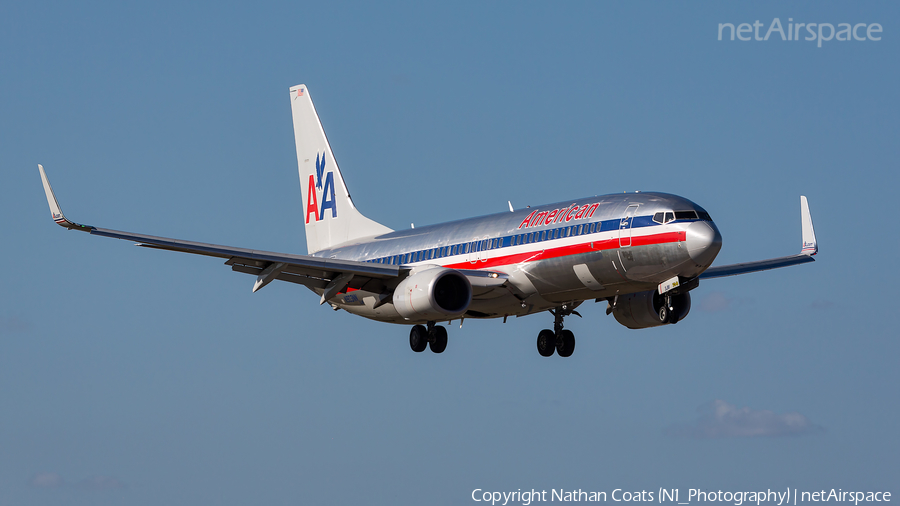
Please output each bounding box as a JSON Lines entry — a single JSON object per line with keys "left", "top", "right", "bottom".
{"left": 95, "top": 226, "right": 400, "bottom": 279}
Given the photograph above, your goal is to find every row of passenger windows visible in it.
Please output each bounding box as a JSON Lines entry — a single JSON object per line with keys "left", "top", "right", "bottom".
{"left": 363, "top": 221, "right": 602, "bottom": 266}
{"left": 365, "top": 210, "right": 710, "bottom": 266}
{"left": 652, "top": 210, "right": 712, "bottom": 224}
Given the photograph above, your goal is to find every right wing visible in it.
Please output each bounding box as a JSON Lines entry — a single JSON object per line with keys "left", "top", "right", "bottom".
{"left": 699, "top": 196, "right": 818, "bottom": 279}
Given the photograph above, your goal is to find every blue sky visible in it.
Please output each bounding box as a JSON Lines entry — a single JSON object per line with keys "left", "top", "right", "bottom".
{"left": 1, "top": 1, "right": 898, "bottom": 505}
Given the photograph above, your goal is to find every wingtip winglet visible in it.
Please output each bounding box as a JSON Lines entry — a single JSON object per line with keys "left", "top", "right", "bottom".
{"left": 38, "top": 164, "right": 92, "bottom": 232}
{"left": 800, "top": 195, "right": 817, "bottom": 256}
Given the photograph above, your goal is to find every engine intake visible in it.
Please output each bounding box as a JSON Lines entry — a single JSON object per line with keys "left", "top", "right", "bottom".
{"left": 392, "top": 267, "right": 472, "bottom": 321}
{"left": 612, "top": 290, "right": 691, "bottom": 329}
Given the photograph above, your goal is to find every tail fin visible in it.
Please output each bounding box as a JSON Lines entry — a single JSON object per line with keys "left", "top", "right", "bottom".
{"left": 290, "top": 84, "right": 393, "bottom": 254}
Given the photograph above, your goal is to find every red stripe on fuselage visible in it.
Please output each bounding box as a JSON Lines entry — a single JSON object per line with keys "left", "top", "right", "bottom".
{"left": 442, "top": 231, "right": 685, "bottom": 270}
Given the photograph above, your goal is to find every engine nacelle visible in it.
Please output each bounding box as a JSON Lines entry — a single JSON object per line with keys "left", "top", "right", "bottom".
{"left": 613, "top": 290, "right": 691, "bottom": 329}
{"left": 392, "top": 267, "right": 472, "bottom": 321}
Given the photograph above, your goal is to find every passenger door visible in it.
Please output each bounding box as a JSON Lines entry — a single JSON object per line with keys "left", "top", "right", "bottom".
{"left": 619, "top": 204, "right": 640, "bottom": 248}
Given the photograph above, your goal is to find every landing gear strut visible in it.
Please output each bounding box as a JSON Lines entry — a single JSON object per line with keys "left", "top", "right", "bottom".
{"left": 409, "top": 322, "right": 448, "bottom": 354}
{"left": 536, "top": 304, "right": 580, "bottom": 357}
{"left": 657, "top": 294, "right": 680, "bottom": 324}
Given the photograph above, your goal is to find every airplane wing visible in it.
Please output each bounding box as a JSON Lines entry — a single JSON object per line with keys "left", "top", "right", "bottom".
{"left": 39, "top": 165, "right": 509, "bottom": 301}
{"left": 39, "top": 165, "right": 409, "bottom": 301}
{"left": 699, "top": 196, "right": 817, "bottom": 279}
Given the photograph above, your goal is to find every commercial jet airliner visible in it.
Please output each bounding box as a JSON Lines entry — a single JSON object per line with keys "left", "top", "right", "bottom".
{"left": 39, "top": 84, "right": 818, "bottom": 357}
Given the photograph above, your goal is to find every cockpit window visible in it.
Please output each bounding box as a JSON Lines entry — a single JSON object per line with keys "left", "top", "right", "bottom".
{"left": 674, "top": 210, "right": 698, "bottom": 220}
{"left": 653, "top": 211, "right": 677, "bottom": 224}
{"left": 697, "top": 211, "right": 712, "bottom": 221}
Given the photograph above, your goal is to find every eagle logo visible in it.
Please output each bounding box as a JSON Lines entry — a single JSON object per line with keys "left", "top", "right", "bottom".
{"left": 315, "top": 153, "right": 326, "bottom": 190}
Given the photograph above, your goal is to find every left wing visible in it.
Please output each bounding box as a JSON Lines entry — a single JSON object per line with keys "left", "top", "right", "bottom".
{"left": 699, "top": 196, "right": 817, "bottom": 279}
{"left": 39, "top": 165, "right": 402, "bottom": 300}
{"left": 39, "top": 165, "right": 509, "bottom": 301}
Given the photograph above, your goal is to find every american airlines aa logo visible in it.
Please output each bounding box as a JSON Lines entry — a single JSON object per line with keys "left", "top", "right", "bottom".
{"left": 305, "top": 152, "right": 337, "bottom": 224}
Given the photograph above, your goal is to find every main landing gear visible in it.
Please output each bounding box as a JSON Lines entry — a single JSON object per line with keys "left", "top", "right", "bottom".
{"left": 536, "top": 304, "right": 580, "bottom": 358}
{"left": 409, "top": 322, "right": 448, "bottom": 354}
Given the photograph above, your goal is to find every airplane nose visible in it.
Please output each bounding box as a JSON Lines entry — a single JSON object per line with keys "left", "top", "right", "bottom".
{"left": 685, "top": 220, "right": 722, "bottom": 268}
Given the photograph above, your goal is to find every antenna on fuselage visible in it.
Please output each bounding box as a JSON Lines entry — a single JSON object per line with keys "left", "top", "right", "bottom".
{"left": 508, "top": 201, "right": 514, "bottom": 212}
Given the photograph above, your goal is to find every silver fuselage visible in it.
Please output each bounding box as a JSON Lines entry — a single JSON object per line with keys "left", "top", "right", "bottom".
{"left": 312, "top": 192, "right": 722, "bottom": 324}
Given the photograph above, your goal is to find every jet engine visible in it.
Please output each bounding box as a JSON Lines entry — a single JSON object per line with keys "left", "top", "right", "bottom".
{"left": 392, "top": 267, "right": 472, "bottom": 321}
{"left": 612, "top": 290, "right": 691, "bottom": 329}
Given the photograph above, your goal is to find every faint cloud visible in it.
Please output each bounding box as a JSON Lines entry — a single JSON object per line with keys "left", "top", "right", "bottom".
{"left": 810, "top": 299, "right": 834, "bottom": 311}
{"left": 27, "top": 473, "right": 126, "bottom": 491}
{"left": 698, "top": 292, "right": 753, "bottom": 312}
{"left": 28, "top": 472, "right": 65, "bottom": 489}
{"left": 76, "top": 475, "right": 126, "bottom": 490}
{"left": 664, "top": 399, "right": 824, "bottom": 439}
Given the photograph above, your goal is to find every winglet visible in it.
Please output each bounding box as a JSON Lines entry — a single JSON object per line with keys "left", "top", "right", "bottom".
{"left": 38, "top": 164, "right": 92, "bottom": 232}
{"left": 800, "top": 195, "right": 817, "bottom": 256}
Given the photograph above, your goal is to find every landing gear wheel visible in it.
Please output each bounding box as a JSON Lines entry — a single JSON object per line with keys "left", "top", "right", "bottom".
{"left": 537, "top": 329, "right": 556, "bottom": 357}
{"left": 557, "top": 329, "right": 575, "bottom": 357}
{"left": 430, "top": 326, "right": 448, "bottom": 354}
{"left": 658, "top": 305, "right": 669, "bottom": 324}
{"left": 409, "top": 325, "right": 428, "bottom": 352}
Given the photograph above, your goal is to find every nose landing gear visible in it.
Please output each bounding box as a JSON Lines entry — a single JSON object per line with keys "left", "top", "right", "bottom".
{"left": 536, "top": 304, "right": 580, "bottom": 357}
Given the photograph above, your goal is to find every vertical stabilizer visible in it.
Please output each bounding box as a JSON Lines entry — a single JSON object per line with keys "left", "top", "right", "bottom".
{"left": 290, "top": 84, "right": 393, "bottom": 254}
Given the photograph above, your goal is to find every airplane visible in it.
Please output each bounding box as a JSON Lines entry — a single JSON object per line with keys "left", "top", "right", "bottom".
{"left": 38, "top": 84, "right": 818, "bottom": 357}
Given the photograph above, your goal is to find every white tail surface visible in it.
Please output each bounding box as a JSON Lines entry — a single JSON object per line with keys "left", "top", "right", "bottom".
{"left": 290, "top": 84, "right": 393, "bottom": 254}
